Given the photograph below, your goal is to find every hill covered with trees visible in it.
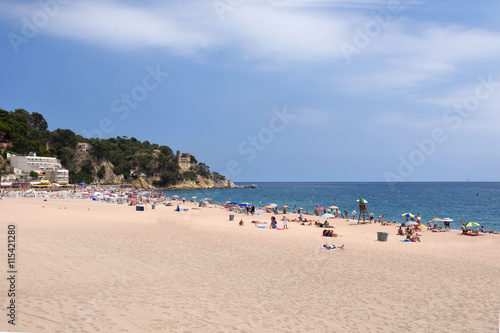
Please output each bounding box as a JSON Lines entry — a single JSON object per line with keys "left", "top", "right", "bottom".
{"left": 0, "top": 108, "right": 226, "bottom": 186}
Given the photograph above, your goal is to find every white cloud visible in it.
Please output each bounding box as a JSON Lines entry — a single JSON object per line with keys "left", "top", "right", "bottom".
{"left": 2, "top": 0, "right": 500, "bottom": 92}
{"left": 270, "top": 0, "right": 388, "bottom": 9}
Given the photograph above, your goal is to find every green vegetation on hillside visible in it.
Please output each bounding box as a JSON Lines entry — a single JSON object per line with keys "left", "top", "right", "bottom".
{"left": 0, "top": 108, "right": 225, "bottom": 185}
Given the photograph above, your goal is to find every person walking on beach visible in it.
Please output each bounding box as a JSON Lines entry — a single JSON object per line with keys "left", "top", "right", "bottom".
{"left": 251, "top": 205, "right": 255, "bottom": 215}
{"left": 352, "top": 210, "right": 356, "bottom": 220}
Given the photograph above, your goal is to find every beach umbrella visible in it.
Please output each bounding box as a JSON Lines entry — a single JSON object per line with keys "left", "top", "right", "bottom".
{"left": 321, "top": 213, "right": 335, "bottom": 219}
{"left": 267, "top": 203, "right": 278, "bottom": 207}
{"left": 401, "top": 213, "right": 415, "bottom": 218}
{"left": 356, "top": 198, "right": 368, "bottom": 203}
{"left": 442, "top": 218, "right": 453, "bottom": 222}
{"left": 229, "top": 201, "right": 239, "bottom": 205}
{"left": 264, "top": 205, "right": 275, "bottom": 209}
{"left": 406, "top": 221, "right": 419, "bottom": 226}
{"left": 241, "top": 202, "right": 250, "bottom": 205}
{"left": 418, "top": 224, "right": 426, "bottom": 228}
{"left": 329, "top": 206, "right": 339, "bottom": 209}
{"left": 191, "top": 196, "right": 197, "bottom": 199}
{"left": 430, "top": 218, "right": 442, "bottom": 222}
{"left": 317, "top": 207, "right": 325, "bottom": 210}
{"left": 283, "top": 205, "right": 290, "bottom": 209}
{"left": 254, "top": 210, "right": 264, "bottom": 214}
{"left": 239, "top": 203, "right": 250, "bottom": 207}
{"left": 465, "top": 222, "right": 480, "bottom": 228}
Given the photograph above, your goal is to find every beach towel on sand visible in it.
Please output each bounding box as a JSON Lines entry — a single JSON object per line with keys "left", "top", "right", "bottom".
{"left": 320, "top": 246, "right": 344, "bottom": 251}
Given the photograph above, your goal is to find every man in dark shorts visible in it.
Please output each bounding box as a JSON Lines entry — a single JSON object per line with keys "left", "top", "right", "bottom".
{"left": 444, "top": 221, "right": 451, "bottom": 230}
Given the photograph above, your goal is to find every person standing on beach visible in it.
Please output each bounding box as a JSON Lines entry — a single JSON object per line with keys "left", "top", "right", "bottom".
{"left": 282, "top": 216, "right": 288, "bottom": 229}
{"left": 293, "top": 205, "right": 296, "bottom": 214}
{"left": 369, "top": 212, "right": 374, "bottom": 223}
{"left": 352, "top": 210, "right": 356, "bottom": 220}
{"left": 251, "top": 205, "right": 255, "bottom": 215}
{"left": 417, "top": 213, "right": 421, "bottom": 225}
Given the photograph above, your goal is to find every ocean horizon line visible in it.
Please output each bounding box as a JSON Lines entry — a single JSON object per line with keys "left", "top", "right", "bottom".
{"left": 234, "top": 181, "right": 500, "bottom": 184}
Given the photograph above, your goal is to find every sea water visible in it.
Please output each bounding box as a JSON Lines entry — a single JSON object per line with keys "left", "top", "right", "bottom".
{"left": 161, "top": 182, "right": 500, "bottom": 231}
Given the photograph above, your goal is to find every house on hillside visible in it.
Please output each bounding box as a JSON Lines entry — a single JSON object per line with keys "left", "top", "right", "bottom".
{"left": 77, "top": 143, "right": 91, "bottom": 152}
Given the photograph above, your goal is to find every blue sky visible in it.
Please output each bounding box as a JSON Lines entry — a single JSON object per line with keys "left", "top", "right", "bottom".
{"left": 1, "top": 0, "right": 499, "bottom": 182}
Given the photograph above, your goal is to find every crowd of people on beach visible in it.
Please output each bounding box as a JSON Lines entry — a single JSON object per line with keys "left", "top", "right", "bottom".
{"left": 2, "top": 187, "right": 498, "bottom": 240}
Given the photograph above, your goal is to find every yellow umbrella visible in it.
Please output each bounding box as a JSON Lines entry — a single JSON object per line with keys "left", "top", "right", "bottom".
{"left": 465, "top": 222, "right": 480, "bottom": 228}
{"left": 329, "top": 206, "right": 339, "bottom": 209}
{"left": 418, "top": 224, "right": 426, "bottom": 228}
{"left": 431, "top": 218, "right": 442, "bottom": 222}
{"left": 265, "top": 205, "right": 275, "bottom": 209}
{"left": 401, "top": 213, "right": 415, "bottom": 218}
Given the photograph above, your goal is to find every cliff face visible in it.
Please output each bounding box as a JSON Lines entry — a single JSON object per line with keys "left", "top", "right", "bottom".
{"left": 74, "top": 152, "right": 123, "bottom": 184}
{"left": 164, "top": 176, "right": 238, "bottom": 190}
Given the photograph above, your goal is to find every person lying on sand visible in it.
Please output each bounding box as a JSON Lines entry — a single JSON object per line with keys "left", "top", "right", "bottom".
{"left": 323, "top": 244, "right": 344, "bottom": 250}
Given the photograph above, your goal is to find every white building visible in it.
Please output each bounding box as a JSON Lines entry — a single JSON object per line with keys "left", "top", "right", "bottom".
{"left": 8, "top": 153, "right": 69, "bottom": 183}
{"left": 10, "top": 153, "right": 62, "bottom": 173}
{"left": 1, "top": 172, "right": 16, "bottom": 181}
{"left": 77, "top": 143, "right": 91, "bottom": 152}
{"left": 45, "top": 170, "right": 69, "bottom": 184}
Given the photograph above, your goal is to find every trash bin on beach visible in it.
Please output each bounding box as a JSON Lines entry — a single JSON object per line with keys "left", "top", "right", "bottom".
{"left": 377, "top": 232, "right": 388, "bottom": 242}
{"left": 229, "top": 214, "right": 235, "bottom": 221}
{"left": 152, "top": 204, "right": 155, "bottom": 210}
{"left": 136, "top": 206, "right": 145, "bottom": 211}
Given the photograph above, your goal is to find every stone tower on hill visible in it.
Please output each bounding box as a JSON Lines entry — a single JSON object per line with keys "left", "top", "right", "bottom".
{"left": 176, "top": 150, "right": 191, "bottom": 172}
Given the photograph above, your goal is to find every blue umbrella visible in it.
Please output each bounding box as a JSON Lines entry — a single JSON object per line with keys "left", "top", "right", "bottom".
{"left": 80, "top": 182, "right": 85, "bottom": 185}
{"left": 239, "top": 203, "right": 250, "bottom": 207}
{"left": 229, "top": 202, "right": 239, "bottom": 205}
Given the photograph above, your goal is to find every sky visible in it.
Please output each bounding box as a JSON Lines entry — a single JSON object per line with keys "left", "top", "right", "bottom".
{"left": 1, "top": 0, "right": 500, "bottom": 182}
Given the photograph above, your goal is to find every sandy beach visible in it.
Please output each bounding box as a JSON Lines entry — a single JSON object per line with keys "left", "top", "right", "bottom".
{"left": 1, "top": 196, "right": 499, "bottom": 332}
